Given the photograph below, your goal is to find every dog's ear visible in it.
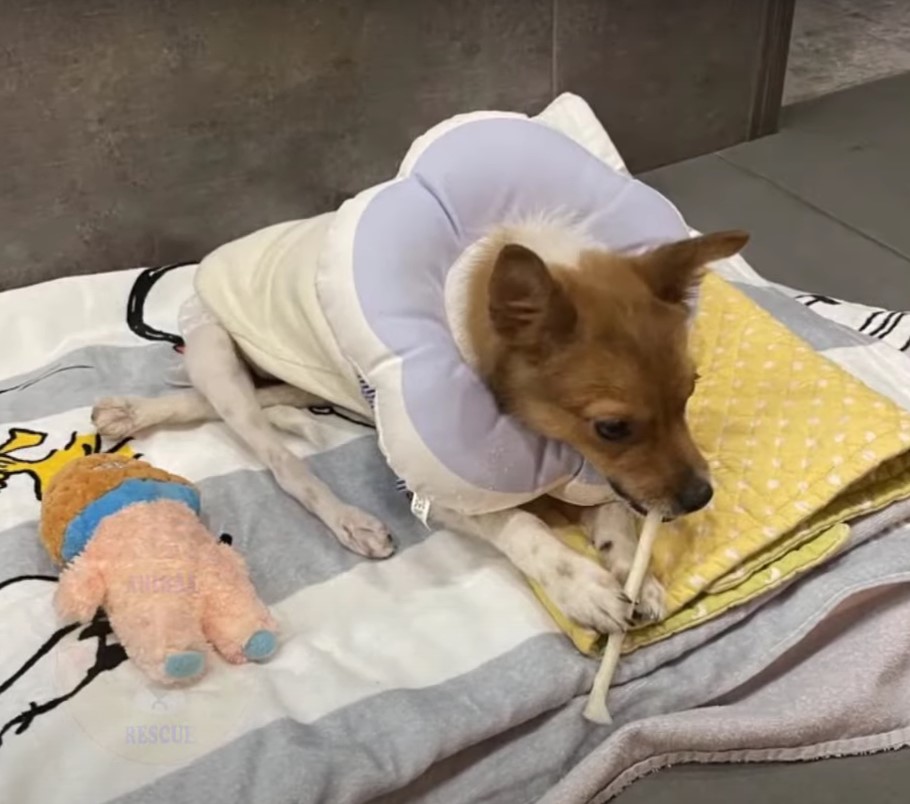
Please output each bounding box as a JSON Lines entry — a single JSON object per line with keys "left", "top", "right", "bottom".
{"left": 489, "top": 244, "right": 577, "bottom": 346}
{"left": 635, "top": 230, "right": 749, "bottom": 305}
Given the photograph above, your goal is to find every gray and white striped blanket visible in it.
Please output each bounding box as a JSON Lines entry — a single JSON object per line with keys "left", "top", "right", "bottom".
{"left": 2, "top": 249, "right": 910, "bottom": 804}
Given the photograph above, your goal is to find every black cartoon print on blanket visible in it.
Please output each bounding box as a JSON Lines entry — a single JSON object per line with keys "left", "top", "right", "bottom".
{"left": 795, "top": 293, "right": 910, "bottom": 352}
{"left": 0, "top": 589, "right": 127, "bottom": 747}
{"left": 126, "top": 262, "right": 193, "bottom": 353}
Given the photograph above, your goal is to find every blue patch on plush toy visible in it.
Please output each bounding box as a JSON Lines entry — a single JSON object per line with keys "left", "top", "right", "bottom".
{"left": 164, "top": 650, "right": 206, "bottom": 679}
{"left": 244, "top": 629, "right": 278, "bottom": 661}
{"left": 61, "top": 479, "right": 202, "bottom": 562}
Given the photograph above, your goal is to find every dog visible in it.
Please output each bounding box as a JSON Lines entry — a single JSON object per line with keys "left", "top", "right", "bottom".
{"left": 92, "top": 218, "right": 748, "bottom": 635}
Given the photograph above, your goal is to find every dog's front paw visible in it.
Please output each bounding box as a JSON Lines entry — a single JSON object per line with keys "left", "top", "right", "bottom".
{"left": 541, "top": 557, "right": 631, "bottom": 634}
{"left": 632, "top": 573, "right": 667, "bottom": 624}
{"left": 330, "top": 506, "right": 395, "bottom": 559}
{"left": 92, "top": 396, "right": 145, "bottom": 439}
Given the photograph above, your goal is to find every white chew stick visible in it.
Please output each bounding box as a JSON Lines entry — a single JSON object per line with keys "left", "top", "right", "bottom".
{"left": 583, "top": 510, "right": 662, "bottom": 724}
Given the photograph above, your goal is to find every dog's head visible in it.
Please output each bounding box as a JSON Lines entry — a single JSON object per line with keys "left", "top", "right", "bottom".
{"left": 485, "top": 230, "right": 749, "bottom": 518}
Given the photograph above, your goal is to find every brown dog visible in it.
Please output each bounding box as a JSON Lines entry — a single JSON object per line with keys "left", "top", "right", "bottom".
{"left": 431, "top": 225, "right": 749, "bottom": 632}
{"left": 473, "top": 228, "right": 749, "bottom": 517}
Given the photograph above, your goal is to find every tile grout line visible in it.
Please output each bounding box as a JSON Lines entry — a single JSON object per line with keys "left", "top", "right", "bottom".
{"left": 550, "top": 0, "right": 559, "bottom": 100}
{"left": 716, "top": 152, "right": 910, "bottom": 266}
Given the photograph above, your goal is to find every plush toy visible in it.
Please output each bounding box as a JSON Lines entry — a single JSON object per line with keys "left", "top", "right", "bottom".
{"left": 40, "top": 453, "right": 278, "bottom": 685}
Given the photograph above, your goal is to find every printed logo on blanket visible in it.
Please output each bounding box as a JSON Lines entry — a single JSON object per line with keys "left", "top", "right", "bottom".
{"left": 0, "top": 582, "right": 255, "bottom": 764}
{"left": 52, "top": 627, "right": 257, "bottom": 764}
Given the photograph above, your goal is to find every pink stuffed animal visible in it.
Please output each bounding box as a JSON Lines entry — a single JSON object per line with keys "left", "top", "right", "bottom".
{"left": 40, "top": 454, "right": 278, "bottom": 685}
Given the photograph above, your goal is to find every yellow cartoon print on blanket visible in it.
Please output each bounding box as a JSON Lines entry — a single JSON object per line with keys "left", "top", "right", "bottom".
{"left": 0, "top": 428, "right": 134, "bottom": 500}
{"left": 532, "top": 273, "right": 910, "bottom": 655}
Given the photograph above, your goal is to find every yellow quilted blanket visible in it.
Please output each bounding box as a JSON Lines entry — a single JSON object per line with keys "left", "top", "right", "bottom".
{"left": 532, "top": 273, "right": 910, "bottom": 656}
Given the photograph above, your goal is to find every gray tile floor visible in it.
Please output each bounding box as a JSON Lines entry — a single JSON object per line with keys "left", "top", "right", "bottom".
{"left": 641, "top": 71, "right": 910, "bottom": 309}
{"left": 615, "top": 749, "right": 909, "bottom": 804}
{"left": 784, "top": 0, "right": 910, "bottom": 104}
{"left": 613, "top": 69, "right": 910, "bottom": 804}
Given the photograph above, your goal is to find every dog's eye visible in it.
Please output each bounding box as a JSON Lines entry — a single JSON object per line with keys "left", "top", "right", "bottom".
{"left": 594, "top": 419, "right": 632, "bottom": 442}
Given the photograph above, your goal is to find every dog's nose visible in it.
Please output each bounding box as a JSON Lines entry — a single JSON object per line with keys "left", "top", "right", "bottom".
{"left": 676, "top": 476, "right": 714, "bottom": 514}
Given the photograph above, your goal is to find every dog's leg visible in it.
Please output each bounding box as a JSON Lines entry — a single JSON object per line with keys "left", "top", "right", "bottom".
{"left": 93, "top": 385, "right": 317, "bottom": 440}
{"left": 261, "top": 405, "right": 339, "bottom": 451}
{"left": 582, "top": 502, "right": 666, "bottom": 623}
{"left": 433, "top": 506, "right": 631, "bottom": 633}
{"left": 178, "top": 322, "right": 393, "bottom": 558}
